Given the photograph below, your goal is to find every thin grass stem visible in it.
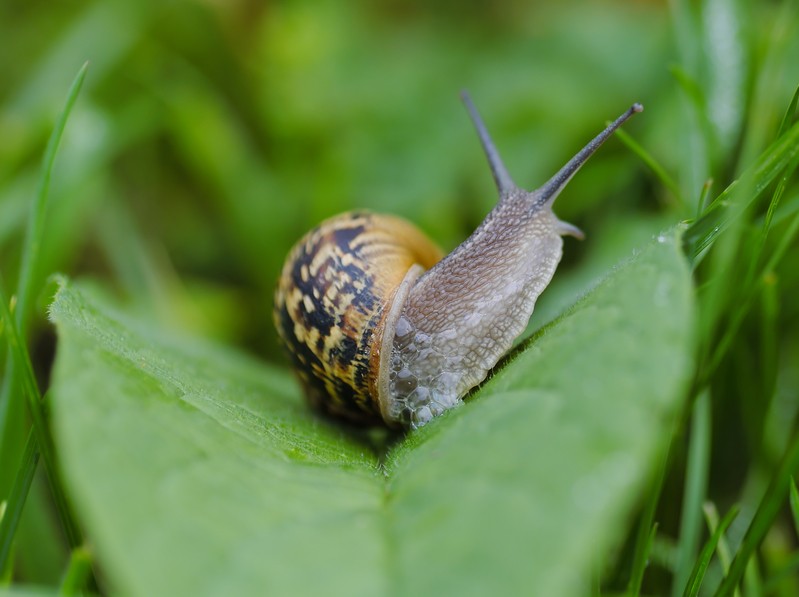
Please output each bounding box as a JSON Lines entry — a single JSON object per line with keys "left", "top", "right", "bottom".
{"left": 703, "top": 503, "right": 741, "bottom": 597}
{"left": 613, "top": 127, "right": 684, "bottom": 207}
{"left": 0, "top": 430, "right": 39, "bottom": 571}
{"left": 0, "top": 277, "right": 81, "bottom": 548}
{"left": 683, "top": 505, "right": 739, "bottom": 597}
{"left": 0, "top": 62, "right": 88, "bottom": 558}
{"left": 777, "top": 84, "right": 799, "bottom": 138}
{"left": 714, "top": 432, "right": 799, "bottom": 596}
{"left": 672, "top": 390, "right": 712, "bottom": 596}
{"left": 627, "top": 447, "right": 672, "bottom": 595}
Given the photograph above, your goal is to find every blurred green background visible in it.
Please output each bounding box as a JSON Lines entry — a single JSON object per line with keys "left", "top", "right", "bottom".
{"left": 0, "top": 0, "right": 705, "bottom": 361}
{"left": 2, "top": 0, "right": 799, "bottom": 592}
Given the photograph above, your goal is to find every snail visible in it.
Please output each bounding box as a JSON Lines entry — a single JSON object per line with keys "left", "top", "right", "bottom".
{"left": 274, "top": 93, "right": 642, "bottom": 429}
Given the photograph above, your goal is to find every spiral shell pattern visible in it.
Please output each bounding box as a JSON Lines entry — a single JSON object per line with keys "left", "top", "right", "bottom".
{"left": 274, "top": 211, "right": 443, "bottom": 425}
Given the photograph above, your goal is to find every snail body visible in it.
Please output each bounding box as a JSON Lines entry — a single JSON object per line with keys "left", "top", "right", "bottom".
{"left": 275, "top": 95, "right": 642, "bottom": 428}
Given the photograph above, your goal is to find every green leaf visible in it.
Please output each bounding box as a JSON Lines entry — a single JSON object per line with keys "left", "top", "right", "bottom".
{"left": 49, "top": 230, "right": 694, "bottom": 595}
{"left": 50, "top": 279, "right": 384, "bottom": 596}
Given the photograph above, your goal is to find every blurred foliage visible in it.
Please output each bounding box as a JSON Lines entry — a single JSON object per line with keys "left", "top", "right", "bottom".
{"left": 1, "top": 0, "right": 684, "bottom": 360}
{"left": 1, "top": 0, "right": 799, "bottom": 594}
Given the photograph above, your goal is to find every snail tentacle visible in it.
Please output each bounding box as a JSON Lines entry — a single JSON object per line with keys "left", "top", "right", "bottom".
{"left": 461, "top": 91, "right": 517, "bottom": 198}
{"left": 536, "top": 103, "right": 644, "bottom": 209}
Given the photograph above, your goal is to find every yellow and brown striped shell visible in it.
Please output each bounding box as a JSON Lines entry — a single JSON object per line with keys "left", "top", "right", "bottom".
{"left": 274, "top": 211, "right": 442, "bottom": 425}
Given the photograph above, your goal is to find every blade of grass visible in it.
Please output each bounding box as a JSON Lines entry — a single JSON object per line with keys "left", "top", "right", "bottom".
{"left": 627, "top": 447, "right": 672, "bottom": 595}
{"left": 613, "top": 127, "right": 684, "bottom": 207}
{"left": 777, "top": 84, "right": 799, "bottom": 138}
{"left": 683, "top": 119, "right": 799, "bottom": 260}
{"left": 628, "top": 523, "right": 659, "bottom": 596}
{"left": 701, "top": 172, "right": 793, "bottom": 381}
{"left": 714, "top": 432, "right": 799, "bottom": 596}
{"left": 761, "top": 198, "right": 799, "bottom": 275}
{"left": 0, "top": 430, "right": 40, "bottom": 572}
{"left": 668, "top": 63, "right": 711, "bottom": 201}
{"left": 735, "top": 0, "right": 798, "bottom": 171}
{"left": 0, "top": 276, "right": 52, "bottom": 453}
{"left": 673, "top": 390, "right": 712, "bottom": 596}
{"left": 683, "top": 504, "right": 740, "bottom": 597}
{"left": 697, "top": 179, "right": 714, "bottom": 219}
{"left": 702, "top": 0, "right": 747, "bottom": 158}
{"left": 0, "top": 60, "right": 89, "bottom": 441}
{"left": 767, "top": 192, "right": 799, "bottom": 228}
{"left": 0, "top": 277, "right": 81, "bottom": 549}
{"left": 758, "top": 270, "right": 779, "bottom": 416}
{"left": 669, "top": 65, "right": 707, "bottom": 120}
{"left": 59, "top": 546, "right": 92, "bottom": 595}
{"left": 789, "top": 477, "right": 799, "bottom": 534}
{"left": 703, "top": 503, "right": 740, "bottom": 597}
{"left": 742, "top": 559, "right": 763, "bottom": 597}
{"left": 15, "top": 61, "right": 89, "bottom": 335}
{"left": 0, "top": 62, "right": 88, "bottom": 551}
{"left": 668, "top": 0, "right": 701, "bottom": 76}
{"left": 749, "top": 175, "right": 788, "bottom": 282}
{"left": 743, "top": 169, "right": 784, "bottom": 306}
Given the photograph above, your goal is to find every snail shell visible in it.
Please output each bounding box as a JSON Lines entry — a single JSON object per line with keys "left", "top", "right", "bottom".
{"left": 274, "top": 94, "right": 642, "bottom": 428}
